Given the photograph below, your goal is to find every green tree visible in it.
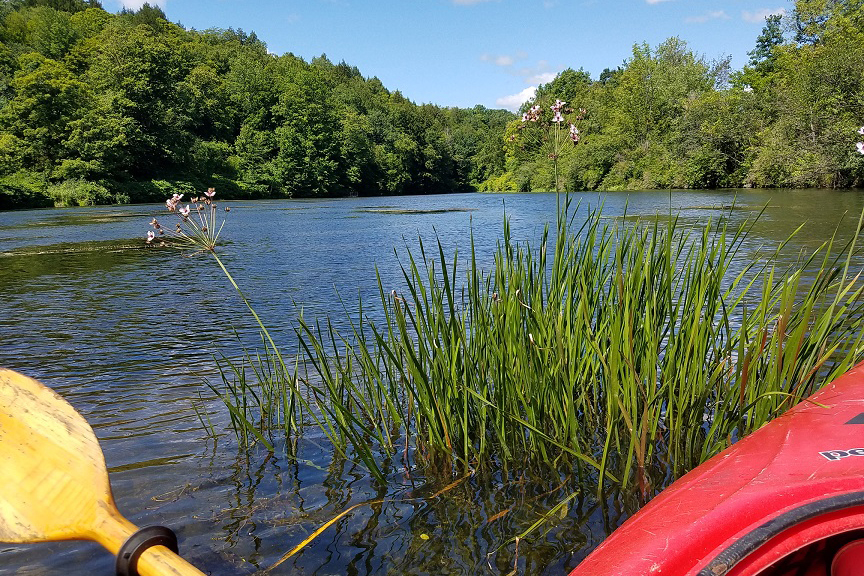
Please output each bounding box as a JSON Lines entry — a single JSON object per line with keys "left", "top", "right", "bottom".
{"left": 268, "top": 61, "right": 344, "bottom": 196}
{"left": 68, "top": 7, "right": 110, "bottom": 40}
{"left": 534, "top": 68, "right": 592, "bottom": 105}
{"left": 82, "top": 20, "right": 192, "bottom": 177}
{"left": 119, "top": 2, "right": 167, "bottom": 31}
{"left": 0, "top": 53, "right": 87, "bottom": 173}
{"left": 22, "top": 0, "right": 101, "bottom": 13}
{"left": 749, "top": 16, "right": 864, "bottom": 187}
{"left": 748, "top": 14, "right": 785, "bottom": 72}
{"left": 25, "top": 6, "right": 79, "bottom": 59}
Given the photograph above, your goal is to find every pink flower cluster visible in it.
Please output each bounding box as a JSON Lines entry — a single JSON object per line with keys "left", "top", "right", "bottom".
{"left": 166, "top": 193, "right": 184, "bottom": 212}
{"left": 146, "top": 217, "right": 164, "bottom": 244}
{"left": 522, "top": 105, "right": 542, "bottom": 123}
{"left": 516, "top": 98, "right": 585, "bottom": 151}
{"left": 857, "top": 127, "right": 864, "bottom": 155}
{"left": 147, "top": 188, "right": 219, "bottom": 244}
{"left": 550, "top": 99, "right": 566, "bottom": 124}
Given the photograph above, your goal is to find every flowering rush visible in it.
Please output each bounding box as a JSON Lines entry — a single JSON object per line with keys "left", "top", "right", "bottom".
{"left": 517, "top": 97, "right": 585, "bottom": 152}
{"left": 147, "top": 188, "right": 225, "bottom": 252}
{"left": 166, "top": 193, "right": 183, "bottom": 212}
{"left": 522, "top": 104, "right": 542, "bottom": 123}
{"left": 514, "top": 97, "right": 585, "bottom": 192}
{"left": 550, "top": 99, "right": 566, "bottom": 124}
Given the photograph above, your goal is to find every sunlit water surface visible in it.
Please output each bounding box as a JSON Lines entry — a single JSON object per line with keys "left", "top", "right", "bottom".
{"left": 1, "top": 190, "right": 863, "bottom": 575}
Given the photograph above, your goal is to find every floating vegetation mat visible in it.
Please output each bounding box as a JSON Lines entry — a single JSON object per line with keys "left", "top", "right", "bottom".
{"left": 356, "top": 207, "right": 476, "bottom": 215}
{"left": 0, "top": 211, "right": 148, "bottom": 231}
{"left": 0, "top": 238, "right": 146, "bottom": 258}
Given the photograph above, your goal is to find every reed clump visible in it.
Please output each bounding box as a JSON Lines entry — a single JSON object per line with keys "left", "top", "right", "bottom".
{"left": 208, "top": 198, "right": 864, "bottom": 494}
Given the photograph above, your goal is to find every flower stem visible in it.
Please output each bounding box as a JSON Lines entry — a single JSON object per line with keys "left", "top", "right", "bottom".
{"left": 210, "top": 252, "right": 290, "bottom": 379}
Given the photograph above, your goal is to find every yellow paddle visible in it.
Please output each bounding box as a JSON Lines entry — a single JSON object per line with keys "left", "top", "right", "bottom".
{"left": 0, "top": 368, "right": 205, "bottom": 576}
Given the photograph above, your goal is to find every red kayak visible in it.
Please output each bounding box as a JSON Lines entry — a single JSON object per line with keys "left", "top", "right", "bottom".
{"left": 569, "top": 362, "right": 864, "bottom": 576}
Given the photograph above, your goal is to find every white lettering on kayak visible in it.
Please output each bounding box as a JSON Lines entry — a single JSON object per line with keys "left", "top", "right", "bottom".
{"left": 820, "top": 449, "right": 864, "bottom": 461}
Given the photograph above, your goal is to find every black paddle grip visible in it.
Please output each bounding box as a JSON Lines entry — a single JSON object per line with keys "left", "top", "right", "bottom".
{"left": 115, "top": 525, "right": 179, "bottom": 576}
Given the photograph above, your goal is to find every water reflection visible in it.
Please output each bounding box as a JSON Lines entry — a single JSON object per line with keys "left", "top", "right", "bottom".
{"left": 196, "top": 438, "right": 624, "bottom": 576}
{"left": 1, "top": 190, "right": 864, "bottom": 574}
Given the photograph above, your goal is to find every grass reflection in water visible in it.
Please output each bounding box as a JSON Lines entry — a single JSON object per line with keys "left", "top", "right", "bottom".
{"left": 179, "top": 436, "right": 626, "bottom": 575}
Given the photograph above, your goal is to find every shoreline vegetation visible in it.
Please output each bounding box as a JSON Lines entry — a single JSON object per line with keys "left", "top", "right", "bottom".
{"left": 2, "top": 0, "right": 864, "bottom": 210}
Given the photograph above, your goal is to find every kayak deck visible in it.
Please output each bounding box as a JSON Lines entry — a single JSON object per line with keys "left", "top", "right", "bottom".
{"left": 569, "top": 362, "right": 864, "bottom": 575}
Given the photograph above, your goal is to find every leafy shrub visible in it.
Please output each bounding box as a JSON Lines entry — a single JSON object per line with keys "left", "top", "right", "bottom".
{"left": 47, "top": 179, "right": 117, "bottom": 206}
{"left": 479, "top": 172, "right": 518, "bottom": 192}
{"left": 0, "top": 171, "right": 51, "bottom": 209}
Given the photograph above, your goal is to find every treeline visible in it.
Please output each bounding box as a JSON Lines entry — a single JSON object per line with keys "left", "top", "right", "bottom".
{"left": 493, "top": 0, "right": 864, "bottom": 192}
{"left": 3, "top": 0, "right": 863, "bottom": 209}
{"left": 0, "top": 0, "right": 511, "bottom": 208}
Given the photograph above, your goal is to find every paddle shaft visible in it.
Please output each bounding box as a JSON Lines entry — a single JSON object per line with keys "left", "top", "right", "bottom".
{"left": 88, "top": 509, "right": 204, "bottom": 576}
{"left": 0, "top": 368, "right": 206, "bottom": 576}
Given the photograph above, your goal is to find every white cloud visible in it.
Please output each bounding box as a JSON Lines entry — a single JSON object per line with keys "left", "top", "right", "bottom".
{"left": 742, "top": 8, "right": 786, "bottom": 23}
{"left": 528, "top": 71, "right": 556, "bottom": 84}
{"left": 516, "top": 60, "right": 546, "bottom": 77}
{"left": 481, "top": 53, "right": 516, "bottom": 67}
{"left": 484, "top": 55, "right": 559, "bottom": 109}
{"left": 514, "top": 60, "right": 560, "bottom": 85}
{"left": 117, "top": 0, "right": 166, "bottom": 8}
{"left": 685, "top": 10, "right": 730, "bottom": 23}
{"left": 646, "top": 0, "right": 673, "bottom": 4}
{"left": 496, "top": 86, "right": 537, "bottom": 112}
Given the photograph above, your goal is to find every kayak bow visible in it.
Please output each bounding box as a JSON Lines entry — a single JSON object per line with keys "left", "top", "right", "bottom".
{"left": 570, "top": 362, "right": 864, "bottom": 576}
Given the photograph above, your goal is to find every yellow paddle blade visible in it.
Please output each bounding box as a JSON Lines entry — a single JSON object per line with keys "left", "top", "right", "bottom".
{"left": 0, "top": 368, "right": 112, "bottom": 543}
{"left": 0, "top": 369, "right": 206, "bottom": 576}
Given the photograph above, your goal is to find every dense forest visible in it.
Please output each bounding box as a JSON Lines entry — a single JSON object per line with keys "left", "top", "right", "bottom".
{"left": 0, "top": 0, "right": 511, "bottom": 208}
{"left": 1, "top": 0, "right": 863, "bottom": 209}
{"left": 500, "top": 0, "right": 864, "bottom": 192}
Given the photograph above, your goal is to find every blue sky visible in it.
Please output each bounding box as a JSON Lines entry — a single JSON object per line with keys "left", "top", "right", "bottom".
{"left": 104, "top": 0, "right": 789, "bottom": 111}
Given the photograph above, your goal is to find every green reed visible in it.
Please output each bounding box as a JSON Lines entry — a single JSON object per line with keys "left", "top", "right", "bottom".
{"left": 209, "top": 199, "right": 864, "bottom": 493}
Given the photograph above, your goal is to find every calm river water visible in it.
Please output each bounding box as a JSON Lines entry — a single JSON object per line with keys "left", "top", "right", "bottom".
{"left": 1, "top": 189, "right": 863, "bottom": 575}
